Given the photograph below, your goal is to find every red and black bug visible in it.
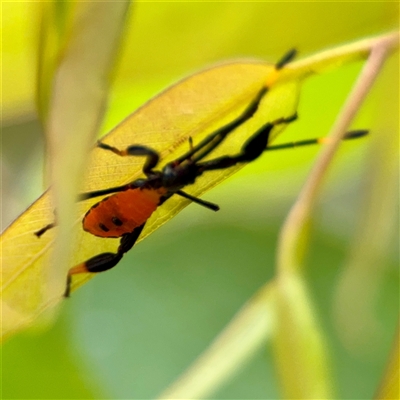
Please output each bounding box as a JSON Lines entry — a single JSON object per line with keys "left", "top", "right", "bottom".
{"left": 35, "top": 49, "right": 368, "bottom": 297}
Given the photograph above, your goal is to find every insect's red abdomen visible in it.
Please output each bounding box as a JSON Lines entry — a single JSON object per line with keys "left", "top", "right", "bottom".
{"left": 83, "top": 188, "right": 165, "bottom": 238}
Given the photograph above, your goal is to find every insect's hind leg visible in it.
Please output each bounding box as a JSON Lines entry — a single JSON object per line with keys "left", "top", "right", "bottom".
{"left": 265, "top": 129, "right": 369, "bottom": 152}
{"left": 175, "top": 49, "right": 298, "bottom": 165}
{"left": 198, "top": 114, "right": 297, "bottom": 171}
{"left": 276, "top": 48, "right": 297, "bottom": 70}
{"left": 65, "top": 252, "right": 123, "bottom": 297}
{"left": 64, "top": 223, "right": 145, "bottom": 297}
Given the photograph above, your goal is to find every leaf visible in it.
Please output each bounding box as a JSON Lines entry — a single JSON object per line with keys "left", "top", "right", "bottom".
{"left": 277, "top": 31, "right": 399, "bottom": 85}
{"left": 1, "top": 60, "right": 300, "bottom": 341}
{"left": 157, "top": 283, "right": 275, "bottom": 399}
{"left": 42, "top": 1, "right": 131, "bottom": 293}
{"left": 273, "top": 271, "right": 334, "bottom": 399}
{"left": 36, "top": 1, "right": 74, "bottom": 123}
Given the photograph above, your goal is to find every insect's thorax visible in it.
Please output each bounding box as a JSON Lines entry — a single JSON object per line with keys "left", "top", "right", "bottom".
{"left": 83, "top": 187, "right": 167, "bottom": 238}
{"left": 160, "top": 161, "right": 200, "bottom": 190}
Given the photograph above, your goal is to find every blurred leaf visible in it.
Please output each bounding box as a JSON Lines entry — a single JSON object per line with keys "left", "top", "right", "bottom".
{"left": 273, "top": 32, "right": 398, "bottom": 399}
{"left": 36, "top": 2, "right": 74, "bottom": 123}
{"left": 273, "top": 271, "right": 334, "bottom": 398}
{"left": 43, "top": 0, "right": 131, "bottom": 289}
{"left": 332, "top": 53, "right": 399, "bottom": 353}
{"left": 1, "top": 2, "right": 39, "bottom": 121}
{"left": 158, "top": 283, "right": 275, "bottom": 399}
{"left": 1, "top": 1, "right": 131, "bottom": 341}
{"left": 333, "top": 122, "right": 399, "bottom": 352}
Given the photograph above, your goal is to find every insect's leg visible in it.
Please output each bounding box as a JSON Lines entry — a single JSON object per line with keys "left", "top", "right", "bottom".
{"left": 34, "top": 209, "right": 58, "bottom": 237}
{"left": 265, "top": 48, "right": 297, "bottom": 87}
{"left": 175, "top": 87, "right": 269, "bottom": 164}
{"left": 97, "top": 142, "right": 159, "bottom": 176}
{"left": 35, "top": 222, "right": 56, "bottom": 237}
{"left": 64, "top": 223, "right": 145, "bottom": 297}
{"left": 78, "top": 181, "right": 144, "bottom": 201}
{"left": 198, "top": 114, "right": 297, "bottom": 171}
{"left": 276, "top": 48, "right": 297, "bottom": 70}
{"left": 175, "top": 49, "right": 297, "bottom": 165}
{"left": 265, "top": 129, "right": 369, "bottom": 152}
{"left": 175, "top": 190, "right": 220, "bottom": 211}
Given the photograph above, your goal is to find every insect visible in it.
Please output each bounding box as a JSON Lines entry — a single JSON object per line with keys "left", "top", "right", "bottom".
{"left": 35, "top": 49, "right": 368, "bottom": 297}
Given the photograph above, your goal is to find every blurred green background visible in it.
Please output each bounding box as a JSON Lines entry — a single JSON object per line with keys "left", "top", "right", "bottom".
{"left": 1, "top": 2, "right": 398, "bottom": 399}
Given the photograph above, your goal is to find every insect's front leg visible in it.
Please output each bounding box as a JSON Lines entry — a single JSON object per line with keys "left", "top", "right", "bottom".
{"left": 97, "top": 142, "right": 160, "bottom": 176}
{"left": 64, "top": 223, "right": 145, "bottom": 297}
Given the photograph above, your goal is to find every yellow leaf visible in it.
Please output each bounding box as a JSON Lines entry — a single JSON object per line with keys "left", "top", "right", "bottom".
{"left": 1, "top": 60, "right": 300, "bottom": 342}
